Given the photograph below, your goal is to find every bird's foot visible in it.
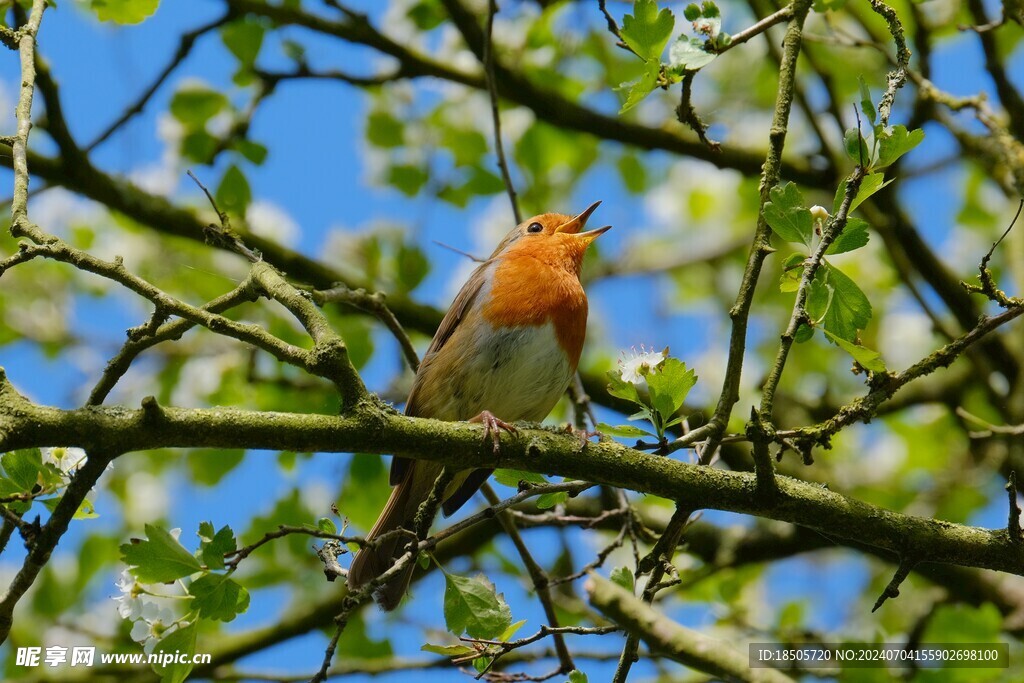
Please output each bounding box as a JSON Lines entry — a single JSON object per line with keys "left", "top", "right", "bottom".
{"left": 563, "top": 423, "right": 600, "bottom": 448}
{"left": 469, "top": 410, "right": 517, "bottom": 454}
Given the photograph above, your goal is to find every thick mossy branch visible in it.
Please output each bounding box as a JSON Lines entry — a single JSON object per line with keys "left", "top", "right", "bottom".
{"left": 2, "top": 374, "right": 1022, "bottom": 578}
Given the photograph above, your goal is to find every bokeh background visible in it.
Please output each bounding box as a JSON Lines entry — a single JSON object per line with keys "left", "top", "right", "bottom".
{"left": 2, "top": 0, "right": 1023, "bottom": 681}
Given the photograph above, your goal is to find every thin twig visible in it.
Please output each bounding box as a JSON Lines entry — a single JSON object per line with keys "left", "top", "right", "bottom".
{"left": 482, "top": 0, "right": 521, "bottom": 224}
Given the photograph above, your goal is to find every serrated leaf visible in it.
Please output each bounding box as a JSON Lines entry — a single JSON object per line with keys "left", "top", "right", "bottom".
{"left": 121, "top": 525, "right": 202, "bottom": 583}
{"left": 779, "top": 253, "right": 805, "bottom": 292}
{"left": 825, "top": 217, "right": 870, "bottom": 255}
{"left": 833, "top": 172, "right": 893, "bottom": 214}
{"left": 151, "top": 622, "right": 197, "bottom": 683}
{"left": 875, "top": 125, "right": 924, "bottom": 168}
{"left": 596, "top": 423, "right": 654, "bottom": 438}
{"left": 763, "top": 182, "right": 813, "bottom": 246}
{"left": 858, "top": 76, "right": 876, "bottom": 126}
{"left": 494, "top": 469, "right": 547, "bottom": 488}
{"left": 621, "top": 0, "right": 675, "bottom": 60}
{"left": 189, "top": 573, "right": 250, "bottom": 621}
{"left": 317, "top": 517, "right": 337, "bottom": 535}
{"left": 820, "top": 263, "right": 872, "bottom": 342}
{"left": 2, "top": 448, "right": 42, "bottom": 491}
{"left": 645, "top": 358, "right": 697, "bottom": 424}
{"left": 606, "top": 371, "right": 641, "bottom": 405}
{"left": 668, "top": 35, "right": 716, "bottom": 72}
{"left": 610, "top": 566, "right": 635, "bottom": 591}
{"left": 618, "top": 60, "right": 660, "bottom": 114}
{"left": 421, "top": 643, "right": 477, "bottom": 656}
{"left": 823, "top": 330, "right": 887, "bottom": 372}
{"left": 473, "top": 656, "right": 491, "bottom": 673}
{"left": 198, "top": 523, "right": 236, "bottom": 570}
{"left": 443, "top": 572, "right": 512, "bottom": 639}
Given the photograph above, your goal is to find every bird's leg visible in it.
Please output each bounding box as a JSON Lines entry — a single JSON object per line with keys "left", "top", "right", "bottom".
{"left": 562, "top": 423, "right": 599, "bottom": 448}
{"left": 469, "top": 410, "right": 518, "bottom": 454}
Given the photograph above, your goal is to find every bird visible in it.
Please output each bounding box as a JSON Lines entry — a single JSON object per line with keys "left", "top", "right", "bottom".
{"left": 346, "top": 202, "right": 609, "bottom": 610}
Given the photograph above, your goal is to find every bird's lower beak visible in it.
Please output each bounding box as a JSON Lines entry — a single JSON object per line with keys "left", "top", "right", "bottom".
{"left": 556, "top": 201, "right": 602, "bottom": 234}
{"left": 574, "top": 224, "right": 611, "bottom": 246}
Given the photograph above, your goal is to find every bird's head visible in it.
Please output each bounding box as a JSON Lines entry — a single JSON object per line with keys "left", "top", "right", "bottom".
{"left": 490, "top": 201, "right": 609, "bottom": 273}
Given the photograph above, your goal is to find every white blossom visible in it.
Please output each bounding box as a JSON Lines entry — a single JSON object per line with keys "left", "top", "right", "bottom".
{"left": 618, "top": 346, "right": 667, "bottom": 385}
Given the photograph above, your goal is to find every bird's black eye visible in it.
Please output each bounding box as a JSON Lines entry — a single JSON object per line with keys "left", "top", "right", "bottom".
{"left": 527, "top": 222, "right": 543, "bottom": 233}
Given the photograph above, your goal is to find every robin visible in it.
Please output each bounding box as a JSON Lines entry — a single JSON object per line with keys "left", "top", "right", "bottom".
{"left": 347, "top": 202, "right": 609, "bottom": 610}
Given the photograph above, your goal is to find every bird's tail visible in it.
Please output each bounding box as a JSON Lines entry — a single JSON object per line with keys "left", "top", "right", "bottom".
{"left": 347, "top": 463, "right": 435, "bottom": 611}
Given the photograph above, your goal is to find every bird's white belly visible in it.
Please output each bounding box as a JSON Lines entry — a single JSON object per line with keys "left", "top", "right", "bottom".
{"left": 454, "top": 320, "right": 572, "bottom": 423}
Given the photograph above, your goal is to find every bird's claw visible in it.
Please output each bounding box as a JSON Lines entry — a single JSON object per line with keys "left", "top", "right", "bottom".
{"left": 563, "top": 423, "right": 600, "bottom": 448}
{"left": 470, "top": 410, "right": 517, "bottom": 454}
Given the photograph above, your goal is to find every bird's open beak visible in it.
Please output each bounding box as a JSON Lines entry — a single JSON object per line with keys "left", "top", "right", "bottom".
{"left": 556, "top": 201, "right": 610, "bottom": 245}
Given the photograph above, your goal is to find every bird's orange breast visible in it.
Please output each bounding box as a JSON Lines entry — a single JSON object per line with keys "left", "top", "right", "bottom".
{"left": 481, "top": 250, "right": 588, "bottom": 370}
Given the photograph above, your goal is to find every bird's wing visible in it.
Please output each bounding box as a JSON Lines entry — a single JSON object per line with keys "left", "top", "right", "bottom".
{"left": 390, "top": 259, "right": 493, "bottom": 486}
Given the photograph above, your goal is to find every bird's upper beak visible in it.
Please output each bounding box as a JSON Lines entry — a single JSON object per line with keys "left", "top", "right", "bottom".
{"left": 555, "top": 201, "right": 611, "bottom": 245}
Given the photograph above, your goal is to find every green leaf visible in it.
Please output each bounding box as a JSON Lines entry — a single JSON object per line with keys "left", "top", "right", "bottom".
{"left": 181, "top": 131, "right": 217, "bottom": 164}
{"left": 186, "top": 448, "right": 244, "bottom": 486}
{"left": 494, "top": 469, "right": 548, "bottom": 488}
{"left": 198, "top": 522, "right": 236, "bottom": 570}
{"left": 568, "top": 670, "right": 589, "bottom": 683}
{"left": 188, "top": 573, "right": 250, "bottom": 621}
{"left": 169, "top": 86, "right": 227, "bottom": 128}
{"left": 120, "top": 524, "right": 202, "bottom": 583}
{"left": 618, "top": 60, "right": 660, "bottom": 114}
{"left": 763, "top": 182, "right": 813, "bottom": 246}
{"left": 221, "top": 19, "right": 264, "bottom": 70}
{"left": 833, "top": 172, "right": 893, "bottom": 214}
{"left": 616, "top": 153, "right": 648, "bottom": 193}
{"left": 229, "top": 139, "right": 268, "bottom": 165}
{"left": 610, "top": 566, "right": 635, "bottom": 591}
{"left": 89, "top": 0, "right": 159, "bottom": 24}
{"left": 596, "top": 423, "right": 653, "bottom": 438}
{"left": 215, "top": 165, "right": 252, "bottom": 215}
{"left": 858, "top": 76, "right": 876, "bottom": 126}
{"left": 823, "top": 330, "right": 887, "bottom": 372}
{"left": 366, "top": 111, "right": 404, "bottom": 148}
{"left": 151, "top": 622, "right": 197, "bottom": 683}
{"left": 645, "top": 358, "right": 697, "bottom": 424}
{"left": 779, "top": 253, "right": 805, "bottom": 293}
{"left": 2, "top": 448, "right": 42, "bottom": 491}
{"left": 396, "top": 243, "right": 430, "bottom": 292}
{"left": 825, "top": 217, "right": 870, "bottom": 255}
{"left": 820, "top": 263, "right": 872, "bottom": 342}
{"left": 536, "top": 491, "right": 569, "bottom": 509}
{"left": 668, "top": 35, "right": 716, "bottom": 72}
{"left": 499, "top": 619, "right": 528, "bottom": 641}
{"left": 843, "top": 127, "right": 872, "bottom": 166}
{"left": 421, "top": 643, "right": 477, "bottom": 657}
{"left": 387, "top": 164, "right": 429, "bottom": 196}
{"left": 621, "top": 0, "right": 675, "bottom": 60}
{"left": 875, "top": 125, "right": 924, "bottom": 168}
{"left": 606, "top": 371, "right": 642, "bottom": 405}
{"left": 317, "top": 517, "right": 337, "bottom": 535}
{"left": 443, "top": 572, "right": 512, "bottom": 639}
